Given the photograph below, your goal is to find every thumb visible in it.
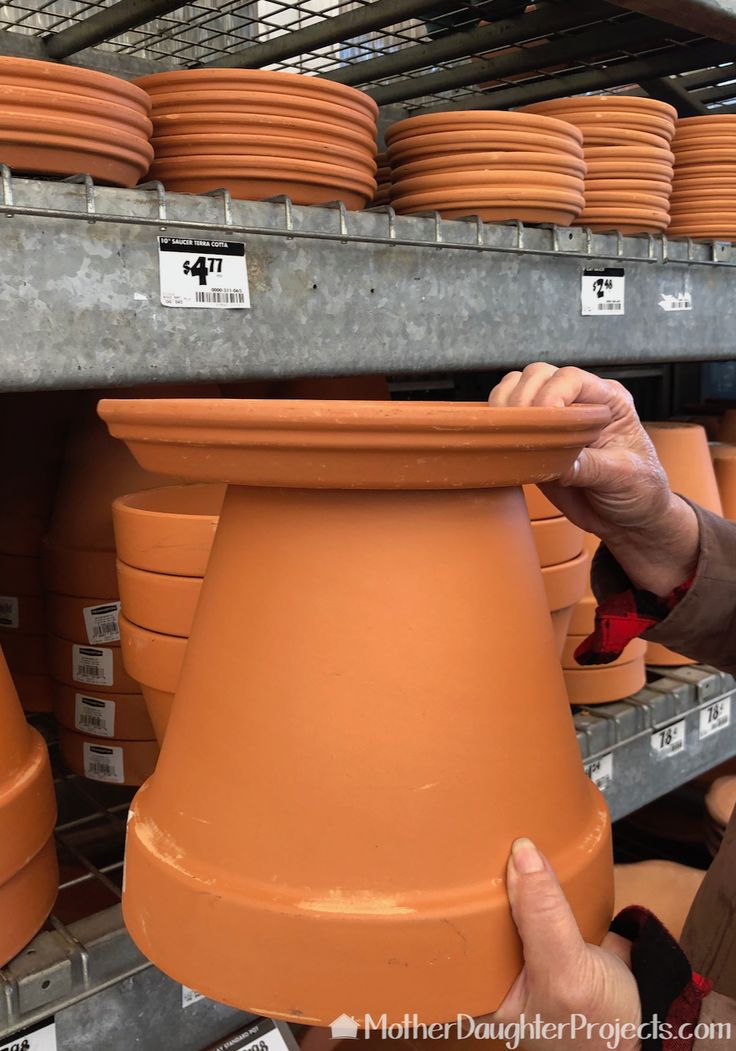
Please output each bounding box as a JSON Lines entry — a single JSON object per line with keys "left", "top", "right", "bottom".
{"left": 506, "top": 838, "right": 586, "bottom": 982}
{"left": 558, "top": 446, "right": 621, "bottom": 491}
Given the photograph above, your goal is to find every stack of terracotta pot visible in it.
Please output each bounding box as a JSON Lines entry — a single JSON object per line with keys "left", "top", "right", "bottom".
{"left": 0, "top": 646, "right": 58, "bottom": 966}
{"left": 524, "top": 485, "right": 588, "bottom": 655}
{"left": 372, "top": 150, "right": 391, "bottom": 207}
{"left": 0, "top": 393, "right": 72, "bottom": 714}
{"left": 644, "top": 421, "right": 723, "bottom": 666}
{"left": 116, "top": 484, "right": 224, "bottom": 743}
{"left": 0, "top": 57, "right": 153, "bottom": 186}
{"left": 563, "top": 531, "right": 646, "bottom": 705}
{"left": 669, "top": 116, "right": 736, "bottom": 240}
{"left": 43, "top": 403, "right": 164, "bottom": 785}
{"left": 711, "top": 442, "right": 736, "bottom": 519}
{"left": 522, "top": 96, "right": 676, "bottom": 234}
{"left": 705, "top": 776, "right": 736, "bottom": 857}
{"left": 386, "top": 111, "right": 586, "bottom": 224}
{"left": 134, "top": 69, "right": 378, "bottom": 209}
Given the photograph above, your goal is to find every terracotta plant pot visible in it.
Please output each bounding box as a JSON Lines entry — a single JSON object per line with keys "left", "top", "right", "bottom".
{"left": 0, "top": 57, "right": 153, "bottom": 186}
{"left": 523, "top": 484, "right": 559, "bottom": 520}
{"left": 58, "top": 725, "right": 158, "bottom": 786}
{"left": 118, "top": 616, "right": 186, "bottom": 695}
{"left": 613, "top": 860, "right": 704, "bottom": 941}
{"left": 0, "top": 838, "right": 58, "bottom": 968}
{"left": 541, "top": 551, "right": 590, "bottom": 657}
{"left": 46, "top": 593, "right": 121, "bottom": 646}
{"left": 42, "top": 542, "right": 118, "bottom": 599}
{"left": 1, "top": 632, "right": 49, "bottom": 675}
{"left": 117, "top": 562, "right": 201, "bottom": 638}
{"left": 705, "top": 775, "right": 736, "bottom": 829}
{"left": 49, "top": 634, "right": 140, "bottom": 694}
{"left": 564, "top": 658, "right": 646, "bottom": 705}
{"left": 53, "top": 682, "right": 154, "bottom": 740}
{"left": 100, "top": 396, "right": 613, "bottom": 1023}
{"left": 135, "top": 69, "right": 378, "bottom": 209}
{"left": 531, "top": 516, "right": 583, "bottom": 567}
{"left": 562, "top": 634, "right": 646, "bottom": 669}
{"left": 12, "top": 672, "right": 54, "bottom": 714}
{"left": 710, "top": 442, "right": 736, "bottom": 519}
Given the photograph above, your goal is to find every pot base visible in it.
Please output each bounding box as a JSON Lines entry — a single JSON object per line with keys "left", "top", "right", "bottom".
{"left": 0, "top": 837, "right": 58, "bottom": 968}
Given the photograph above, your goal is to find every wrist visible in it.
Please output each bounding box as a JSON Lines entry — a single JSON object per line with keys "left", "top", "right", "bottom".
{"left": 602, "top": 494, "right": 700, "bottom": 597}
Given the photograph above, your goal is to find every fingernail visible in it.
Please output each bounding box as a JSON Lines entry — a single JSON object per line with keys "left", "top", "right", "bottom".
{"left": 511, "top": 838, "right": 544, "bottom": 874}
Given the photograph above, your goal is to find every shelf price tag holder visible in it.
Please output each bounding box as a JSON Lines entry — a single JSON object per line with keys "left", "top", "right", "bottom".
{"left": 581, "top": 267, "right": 625, "bottom": 316}
{"left": 158, "top": 237, "right": 250, "bottom": 309}
{"left": 1, "top": 1017, "right": 57, "bottom": 1051}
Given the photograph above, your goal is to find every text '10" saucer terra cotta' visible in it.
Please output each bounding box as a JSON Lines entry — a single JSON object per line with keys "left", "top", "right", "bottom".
{"left": 99, "top": 397, "right": 613, "bottom": 1025}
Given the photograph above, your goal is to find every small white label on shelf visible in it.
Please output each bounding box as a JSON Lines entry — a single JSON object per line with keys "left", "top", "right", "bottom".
{"left": 0, "top": 595, "right": 19, "bottom": 628}
{"left": 1, "top": 1019, "right": 58, "bottom": 1051}
{"left": 659, "top": 291, "right": 693, "bottom": 312}
{"left": 72, "top": 644, "right": 114, "bottom": 687}
{"left": 158, "top": 237, "right": 250, "bottom": 309}
{"left": 650, "top": 719, "right": 686, "bottom": 758}
{"left": 585, "top": 753, "right": 613, "bottom": 790}
{"left": 75, "top": 693, "right": 116, "bottom": 738}
{"left": 699, "top": 696, "right": 732, "bottom": 740}
{"left": 226, "top": 1018, "right": 293, "bottom": 1051}
{"left": 82, "top": 601, "right": 121, "bottom": 644}
{"left": 181, "top": 985, "right": 205, "bottom": 1008}
{"left": 581, "top": 267, "right": 625, "bottom": 316}
{"left": 83, "top": 743, "right": 124, "bottom": 784}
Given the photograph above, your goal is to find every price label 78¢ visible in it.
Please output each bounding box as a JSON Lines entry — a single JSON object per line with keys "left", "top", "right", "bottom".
{"left": 651, "top": 719, "right": 685, "bottom": 758}
{"left": 700, "top": 696, "right": 732, "bottom": 740}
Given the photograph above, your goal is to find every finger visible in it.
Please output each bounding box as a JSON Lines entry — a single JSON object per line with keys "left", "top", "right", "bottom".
{"left": 505, "top": 362, "right": 560, "bottom": 407}
{"left": 506, "top": 838, "right": 586, "bottom": 983}
{"left": 602, "top": 931, "right": 633, "bottom": 967}
{"left": 488, "top": 371, "right": 522, "bottom": 407}
{"left": 533, "top": 369, "right": 633, "bottom": 421}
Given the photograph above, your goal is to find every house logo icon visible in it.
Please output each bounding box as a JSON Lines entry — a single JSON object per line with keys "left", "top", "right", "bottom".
{"left": 330, "top": 1014, "right": 360, "bottom": 1039}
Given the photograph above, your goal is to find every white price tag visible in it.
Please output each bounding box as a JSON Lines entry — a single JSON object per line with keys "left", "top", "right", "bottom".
{"left": 0, "top": 595, "right": 18, "bottom": 628}
{"left": 585, "top": 753, "right": 613, "bottom": 790}
{"left": 72, "top": 644, "right": 114, "bottom": 687}
{"left": 699, "top": 696, "right": 732, "bottom": 740}
{"left": 83, "top": 743, "right": 124, "bottom": 784}
{"left": 75, "top": 693, "right": 116, "bottom": 738}
{"left": 651, "top": 719, "right": 686, "bottom": 757}
{"left": 225, "top": 1018, "right": 293, "bottom": 1051}
{"left": 659, "top": 291, "right": 692, "bottom": 312}
{"left": 1, "top": 1019, "right": 57, "bottom": 1051}
{"left": 181, "top": 985, "right": 205, "bottom": 1008}
{"left": 83, "top": 601, "right": 121, "bottom": 644}
{"left": 158, "top": 237, "right": 250, "bottom": 309}
{"left": 581, "top": 267, "right": 625, "bottom": 315}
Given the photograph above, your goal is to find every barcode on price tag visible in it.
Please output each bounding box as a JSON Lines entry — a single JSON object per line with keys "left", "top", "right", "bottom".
{"left": 699, "top": 696, "right": 732, "bottom": 740}
{"left": 581, "top": 267, "right": 625, "bottom": 315}
{"left": 158, "top": 237, "right": 250, "bottom": 309}
{"left": 75, "top": 693, "right": 116, "bottom": 738}
{"left": 0, "top": 595, "right": 18, "bottom": 628}
{"left": 83, "top": 601, "right": 121, "bottom": 644}
{"left": 72, "top": 644, "right": 114, "bottom": 686}
{"left": 651, "top": 719, "right": 686, "bottom": 758}
{"left": 0, "top": 1018, "right": 57, "bottom": 1051}
{"left": 83, "top": 743, "right": 124, "bottom": 784}
{"left": 585, "top": 753, "right": 613, "bottom": 790}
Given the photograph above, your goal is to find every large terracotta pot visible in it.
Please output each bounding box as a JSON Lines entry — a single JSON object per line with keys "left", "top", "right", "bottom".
{"left": 99, "top": 396, "right": 613, "bottom": 1023}
{"left": 118, "top": 615, "right": 186, "bottom": 743}
{"left": 711, "top": 443, "right": 736, "bottom": 519}
{"left": 0, "top": 57, "right": 152, "bottom": 186}
{"left": 613, "top": 860, "right": 704, "bottom": 941}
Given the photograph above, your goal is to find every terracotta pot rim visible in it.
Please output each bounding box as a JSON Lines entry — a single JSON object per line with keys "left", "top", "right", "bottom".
{"left": 0, "top": 55, "right": 151, "bottom": 112}
{"left": 134, "top": 68, "right": 378, "bottom": 118}
{"left": 0, "top": 730, "right": 56, "bottom": 887}
{"left": 386, "top": 110, "right": 584, "bottom": 147}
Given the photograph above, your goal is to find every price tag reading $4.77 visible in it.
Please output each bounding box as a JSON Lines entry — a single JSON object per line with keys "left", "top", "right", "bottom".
{"left": 158, "top": 237, "right": 250, "bottom": 309}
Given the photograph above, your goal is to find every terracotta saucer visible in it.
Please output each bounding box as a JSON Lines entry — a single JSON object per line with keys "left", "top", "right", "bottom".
{"left": 386, "top": 110, "right": 583, "bottom": 148}
{"left": 584, "top": 145, "right": 676, "bottom": 164}
{"left": 387, "top": 129, "right": 585, "bottom": 162}
{"left": 48, "top": 634, "right": 140, "bottom": 694}
{"left": 677, "top": 114, "right": 736, "bottom": 130}
{"left": 579, "top": 126, "right": 673, "bottom": 149}
{"left": 521, "top": 101, "right": 675, "bottom": 141}
{"left": 46, "top": 593, "right": 120, "bottom": 646}
{"left": 569, "top": 594, "right": 596, "bottom": 635}
{"left": 394, "top": 198, "right": 583, "bottom": 225}
{"left": 645, "top": 640, "right": 696, "bottom": 665}
{"left": 584, "top": 189, "right": 671, "bottom": 207}
{"left": 523, "top": 95, "right": 677, "bottom": 120}
{"left": 0, "top": 594, "right": 45, "bottom": 634}
{"left": 392, "top": 169, "right": 585, "bottom": 197}
{"left": 0, "top": 82, "right": 152, "bottom": 136}
{"left": 584, "top": 160, "right": 673, "bottom": 179}
{"left": 0, "top": 56, "right": 150, "bottom": 113}
{"left": 670, "top": 195, "right": 736, "bottom": 207}
{"left": 674, "top": 147, "right": 736, "bottom": 163}
{"left": 564, "top": 657, "right": 646, "bottom": 705}
{"left": 391, "top": 150, "right": 588, "bottom": 181}
{"left": 42, "top": 541, "right": 118, "bottom": 598}
{"left": 98, "top": 400, "right": 611, "bottom": 491}
{"left": 672, "top": 176, "right": 736, "bottom": 189}
{"left": 152, "top": 132, "right": 377, "bottom": 171}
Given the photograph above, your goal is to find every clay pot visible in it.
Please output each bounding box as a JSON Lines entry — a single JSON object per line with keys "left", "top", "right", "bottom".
{"left": 1, "top": 632, "right": 49, "bottom": 675}
{"left": 42, "top": 542, "right": 118, "bottom": 599}
{"left": 46, "top": 593, "right": 120, "bottom": 646}
{"left": 0, "top": 57, "right": 152, "bottom": 187}
{"left": 564, "top": 658, "right": 646, "bottom": 705}
{"left": 645, "top": 422, "right": 722, "bottom": 514}
{"left": 613, "top": 860, "right": 704, "bottom": 941}
{"left": 58, "top": 725, "right": 158, "bottom": 786}
{"left": 53, "top": 682, "right": 154, "bottom": 740}
{"left": 562, "top": 634, "right": 646, "bottom": 668}
{"left": 541, "top": 552, "right": 590, "bottom": 656}
{"left": 523, "top": 484, "right": 559, "bottom": 520}
{"left": 49, "top": 634, "right": 140, "bottom": 694}
{"left": 0, "top": 838, "right": 58, "bottom": 968}
{"left": 119, "top": 615, "right": 187, "bottom": 743}
{"left": 100, "top": 396, "right": 612, "bottom": 1022}
{"left": 112, "top": 484, "right": 224, "bottom": 577}
{"left": 531, "top": 516, "right": 583, "bottom": 567}
{"left": 117, "top": 561, "right": 202, "bottom": 638}
{"left": 12, "top": 672, "right": 54, "bottom": 714}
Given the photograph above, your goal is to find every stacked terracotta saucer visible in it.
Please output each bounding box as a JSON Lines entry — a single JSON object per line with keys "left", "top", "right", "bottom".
{"left": 669, "top": 115, "right": 736, "bottom": 240}
{"left": 710, "top": 442, "right": 736, "bottom": 519}
{"left": 524, "top": 485, "right": 587, "bottom": 655}
{"left": 0, "top": 645, "right": 58, "bottom": 966}
{"left": 705, "top": 776, "right": 736, "bottom": 857}
{"left": 563, "top": 531, "right": 646, "bottom": 705}
{"left": 372, "top": 150, "right": 391, "bottom": 207}
{"left": 0, "top": 57, "right": 153, "bottom": 187}
{"left": 43, "top": 398, "right": 168, "bottom": 785}
{"left": 644, "top": 422, "right": 722, "bottom": 666}
{"left": 386, "top": 110, "right": 586, "bottom": 224}
{"left": 134, "top": 69, "right": 378, "bottom": 209}
{"left": 115, "top": 484, "right": 224, "bottom": 743}
{"left": 522, "top": 96, "right": 676, "bottom": 234}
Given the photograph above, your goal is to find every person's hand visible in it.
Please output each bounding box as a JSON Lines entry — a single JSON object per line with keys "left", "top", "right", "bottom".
{"left": 488, "top": 363, "right": 699, "bottom": 596}
{"left": 488, "top": 838, "right": 641, "bottom": 1051}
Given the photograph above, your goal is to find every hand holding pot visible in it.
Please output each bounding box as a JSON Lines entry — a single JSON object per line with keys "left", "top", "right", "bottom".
{"left": 488, "top": 838, "right": 641, "bottom": 1051}
{"left": 488, "top": 363, "right": 699, "bottom": 596}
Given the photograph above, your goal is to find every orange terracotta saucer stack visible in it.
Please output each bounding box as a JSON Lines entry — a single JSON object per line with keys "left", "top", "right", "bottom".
{"left": 135, "top": 69, "right": 378, "bottom": 208}
{"left": 116, "top": 484, "right": 224, "bottom": 743}
{"left": 523, "top": 96, "right": 676, "bottom": 234}
{"left": 0, "top": 56, "right": 152, "bottom": 186}
{"left": 669, "top": 116, "right": 736, "bottom": 241}
{"left": 386, "top": 110, "right": 586, "bottom": 224}
{"left": 0, "top": 645, "right": 57, "bottom": 966}
{"left": 524, "top": 485, "right": 588, "bottom": 655}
